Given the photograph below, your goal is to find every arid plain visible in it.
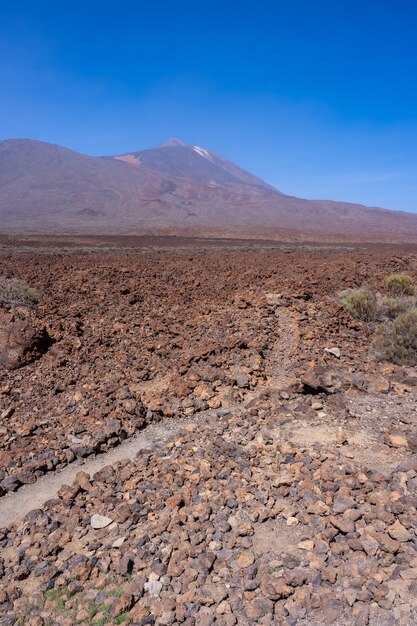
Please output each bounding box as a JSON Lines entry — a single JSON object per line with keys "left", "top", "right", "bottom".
{"left": 0, "top": 238, "right": 416, "bottom": 626}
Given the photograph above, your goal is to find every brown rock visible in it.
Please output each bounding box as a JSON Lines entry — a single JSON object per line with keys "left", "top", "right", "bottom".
{"left": 359, "top": 533, "right": 379, "bottom": 556}
{"left": 301, "top": 366, "right": 350, "bottom": 395}
{"left": 113, "top": 503, "right": 132, "bottom": 524}
{"left": 114, "top": 593, "right": 134, "bottom": 616}
{"left": 260, "top": 576, "right": 292, "bottom": 600}
{"left": 387, "top": 520, "right": 412, "bottom": 542}
{"left": 0, "top": 310, "right": 51, "bottom": 370}
{"left": 236, "top": 552, "right": 255, "bottom": 569}
{"left": 385, "top": 431, "right": 408, "bottom": 449}
{"left": 329, "top": 515, "right": 354, "bottom": 534}
{"left": 333, "top": 494, "right": 356, "bottom": 513}
{"left": 245, "top": 598, "right": 274, "bottom": 621}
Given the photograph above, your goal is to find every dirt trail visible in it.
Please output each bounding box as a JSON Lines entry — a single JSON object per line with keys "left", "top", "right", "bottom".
{"left": 0, "top": 417, "right": 190, "bottom": 529}
{"left": 265, "top": 307, "right": 301, "bottom": 389}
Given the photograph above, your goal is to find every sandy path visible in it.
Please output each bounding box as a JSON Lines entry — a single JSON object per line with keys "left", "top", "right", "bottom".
{"left": 266, "top": 307, "right": 300, "bottom": 389}
{"left": 0, "top": 417, "right": 191, "bottom": 529}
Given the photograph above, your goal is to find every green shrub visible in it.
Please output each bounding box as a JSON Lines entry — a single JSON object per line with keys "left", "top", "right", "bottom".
{"left": 383, "top": 274, "right": 415, "bottom": 296}
{"left": 0, "top": 277, "right": 41, "bottom": 309}
{"left": 339, "top": 287, "right": 378, "bottom": 321}
{"left": 378, "top": 295, "right": 416, "bottom": 320}
{"left": 372, "top": 308, "right": 417, "bottom": 365}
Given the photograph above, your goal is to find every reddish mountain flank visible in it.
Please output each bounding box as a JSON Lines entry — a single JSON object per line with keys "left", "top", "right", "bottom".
{"left": 1, "top": 137, "right": 417, "bottom": 241}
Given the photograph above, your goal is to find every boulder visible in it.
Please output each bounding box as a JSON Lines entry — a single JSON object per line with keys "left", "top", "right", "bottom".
{"left": 0, "top": 310, "right": 52, "bottom": 370}
{"left": 301, "top": 366, "right": 351, "bottom": 395}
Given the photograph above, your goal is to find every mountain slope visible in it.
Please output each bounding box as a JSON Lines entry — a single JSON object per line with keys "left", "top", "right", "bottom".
{"left": 112, "top": 138, "right": 280, "bottom": 194}
{"left": 1, "top": 137, "right": 417, "bottom": 241}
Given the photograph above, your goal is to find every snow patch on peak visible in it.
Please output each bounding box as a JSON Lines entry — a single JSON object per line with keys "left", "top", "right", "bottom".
{"left": 193, "top": 146, "right": 213, "bottom": 161}
{"left": 114, "top": 154, "right": 141, "bottom": 166}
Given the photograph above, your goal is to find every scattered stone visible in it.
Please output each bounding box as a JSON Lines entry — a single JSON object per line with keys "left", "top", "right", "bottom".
{"left": 385, "top": 431, "right": 408, "bottom": 448}
{"left": 112, "top": 537, "right": 126, "bottom": 548}
{"left": 388, "top": 520, "right": 412, "bottom": 542}
{"left": 324, "top": 347, "right": 341, "bottom": 358}
{"left": 144, "top": 580, "right": 163, "bottom": 597}
{"left": 0, "top": 407, "right": 14, "bottom": 420}
{"left": 311, "top": 400, "right": 323, "bottom": 410}
{"left": 90, "top": 514, "right": 113, "bottom": 529}
{"left": 333, "top": 494, "right": 356, "bottom": 514}
{"left": 236, "top": 552, "right": 255, "bottom": 569}
{"left": 265, "top": 293, "right": 285, "bottom": 306}
{"left": 360, "top": 533, "right": 379, "bottom": 556}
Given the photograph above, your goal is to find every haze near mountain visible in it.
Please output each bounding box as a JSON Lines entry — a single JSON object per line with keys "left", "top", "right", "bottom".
{"left": 1, "top": 137, "right": 417, "bottom": 241}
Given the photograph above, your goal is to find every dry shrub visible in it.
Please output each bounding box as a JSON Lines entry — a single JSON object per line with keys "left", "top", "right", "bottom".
{"left": 0, "top": 277, "right": 41, "bottom": 309}
{"left": 378, "top": 295, "right": 416, "bottom": 320}
{"left": 338, "top": 287, "right": 378, "bottom": 321}
{"left": 372, "top": 309, "right": 417, "bottom": 366}
{"left": 340, "top": 274, "right": 417, "bottom": 366}
{"left": 383, "top": 274, "right": 415, "bottom": 296}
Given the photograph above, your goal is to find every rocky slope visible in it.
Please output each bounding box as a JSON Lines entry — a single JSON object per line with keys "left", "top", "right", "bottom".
{"left": 0, "top": 244, "right": 416, "bottom": 625}
{"left": 1, "top": 389, "right": 417, "bottom": 625}
{"left": 1, "top": 138, "right": 417, "bottom": 241}
{"left": 0, "top": 245, "right": 414, "bottom": 494}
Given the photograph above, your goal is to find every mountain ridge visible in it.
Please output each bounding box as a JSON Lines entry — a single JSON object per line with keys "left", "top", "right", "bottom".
{"left": 1, "top": 137, "right": 417, "bottom": 242}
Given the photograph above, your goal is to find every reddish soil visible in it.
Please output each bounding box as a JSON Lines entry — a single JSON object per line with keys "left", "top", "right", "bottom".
{"left": 0, "top": 241, "right": 416, "bottom": 625}
{"left": 0, "top": 243, "right": 416, "bottom": 490}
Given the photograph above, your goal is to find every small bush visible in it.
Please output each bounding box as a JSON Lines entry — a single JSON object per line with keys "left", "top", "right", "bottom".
{"left": 0, "top": 277, "right": 41, "bottom": 309}
{"left": 383, "top": 274, "right": 415, "bottom": 296}
{"left": 378, "top": 295, "right": 416, "bottom": 320}
{"left": 339, "top": 287, "right": 378, "bottom": 321}
{"left": 372, "top": 308, "right": 417, "bottom": 365}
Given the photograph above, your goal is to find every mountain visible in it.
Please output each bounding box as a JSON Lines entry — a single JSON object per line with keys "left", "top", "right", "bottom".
{"left": 1, "top": 137, "right": 417, "bottom": 241}
{"left": 114, "top": 138, "right": 280, "bottom": 192}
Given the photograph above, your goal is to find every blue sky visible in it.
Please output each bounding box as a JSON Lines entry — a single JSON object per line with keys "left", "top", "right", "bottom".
{"left": 1, "top": 1, "right": 417, "bottom": 211}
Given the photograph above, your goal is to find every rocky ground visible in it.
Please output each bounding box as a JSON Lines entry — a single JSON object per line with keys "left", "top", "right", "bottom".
{"left": 0, "top": 242, "right": 416, "bottom": 625}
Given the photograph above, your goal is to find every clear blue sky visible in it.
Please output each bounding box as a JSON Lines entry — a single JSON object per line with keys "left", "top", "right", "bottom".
{"left": 1, "top": 1, "right": 417, "bottom": 212}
